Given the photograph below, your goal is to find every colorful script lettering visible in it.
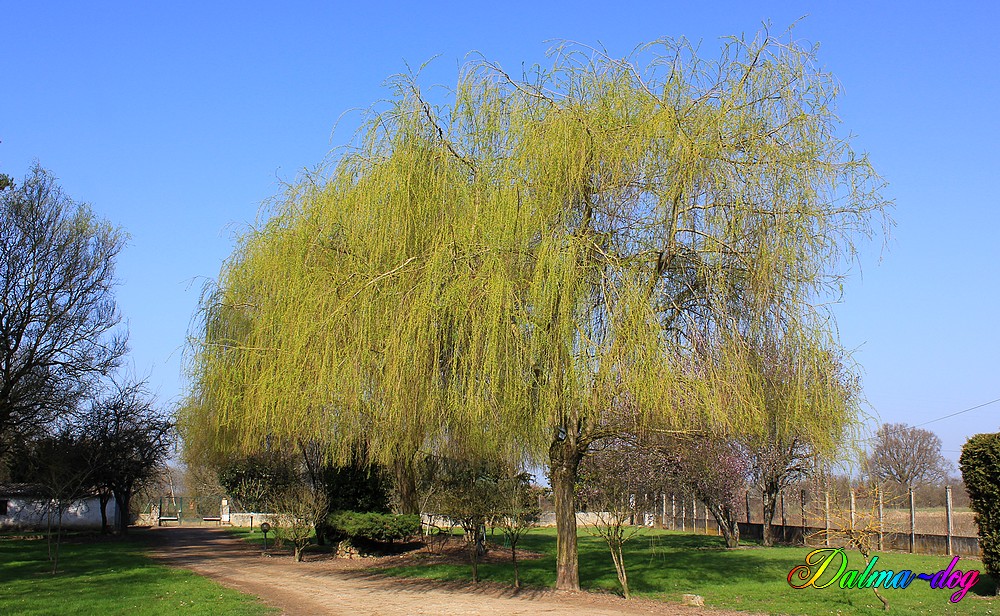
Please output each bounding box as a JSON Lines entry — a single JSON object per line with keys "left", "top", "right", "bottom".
{"left": 787, "top": 549, "right": 979, "bottom": 603}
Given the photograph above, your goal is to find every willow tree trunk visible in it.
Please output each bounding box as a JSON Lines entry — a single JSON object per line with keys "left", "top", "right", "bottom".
{"left": 394, "top": 457, "right": 420, "bottom": 515}
{"left": 761, "top": 481, "right": 779, "bottom": 547}
{"left": 549, "top": 433, "right": 586, "bottom": 591}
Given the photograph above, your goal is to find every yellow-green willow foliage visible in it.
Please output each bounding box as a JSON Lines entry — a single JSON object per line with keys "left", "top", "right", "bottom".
{"left": 182, "top": 30, "right": 887, "bottom": 526}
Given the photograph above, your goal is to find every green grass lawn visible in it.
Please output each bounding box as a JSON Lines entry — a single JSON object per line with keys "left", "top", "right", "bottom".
{"left": 0, "top": 532, "right": 276, "bottom": 616}
{"left": 379, "top": 528, "right": 998, "bottom": 615}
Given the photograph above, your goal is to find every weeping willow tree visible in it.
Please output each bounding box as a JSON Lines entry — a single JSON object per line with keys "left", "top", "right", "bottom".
{"left": 181, "top": 28, "right": 889, "bottom": 590}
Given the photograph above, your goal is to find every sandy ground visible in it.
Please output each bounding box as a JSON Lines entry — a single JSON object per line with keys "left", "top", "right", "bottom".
{"left": 144, "top": 526, "right": 754, "bottom": 616}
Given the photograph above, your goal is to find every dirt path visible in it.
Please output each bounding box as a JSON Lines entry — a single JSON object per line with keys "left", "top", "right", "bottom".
{"left": 144, "top": 526, "right": 752, "bottom": 616}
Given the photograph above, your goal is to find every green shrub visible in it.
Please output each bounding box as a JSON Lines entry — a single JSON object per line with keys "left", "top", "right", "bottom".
{"left": 959, "top": 432, "right": 1000, "bottom": 583}
{"left": 326, "top": 511, "right": 421, "bottom": 544}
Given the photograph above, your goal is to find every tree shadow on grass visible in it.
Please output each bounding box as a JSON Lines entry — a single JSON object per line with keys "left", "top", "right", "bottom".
{"left": 578, "top": 531, "right": 803, "bottom": 596}
{"left": 971, "top": 572, "right": 998, "bottom": 598}
{"left": 0, "top": 532, "right": 148, "bottom": 576}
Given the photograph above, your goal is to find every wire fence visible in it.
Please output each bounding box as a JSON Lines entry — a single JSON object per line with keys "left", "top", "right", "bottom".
{"left": 540, "top": 482, "right": 981, "bottom": 557}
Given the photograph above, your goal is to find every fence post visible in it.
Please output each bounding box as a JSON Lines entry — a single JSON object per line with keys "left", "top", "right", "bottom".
{"left": 801, "top": 489, "right": 807, "bottom": 542}
{"left": 909, "top": 487, "right": 916, "bottom": 553}
{"left": 877, "top": 487, "right": 884, "bottom": 551}
{"left": 946, "top": 485, "right": 953, "bottom": 556}
{"left": 692, "top": 495, "right": 697, "bottom": 534}
{"left": 849, "top": 488, "right": 856, "bottom": 529}
{"left": 780, "top": 491, "right": 787, "bottom": 542}
{"left": 824, "top": 491, "right": 830, "bottom": 547}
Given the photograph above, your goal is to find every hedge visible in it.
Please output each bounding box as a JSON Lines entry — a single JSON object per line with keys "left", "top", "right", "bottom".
{"left": 326, "top": 511, "right": 421, "bottom": 544}
{"left": 959, "top": 432, "right": 1000, "bottom": 581}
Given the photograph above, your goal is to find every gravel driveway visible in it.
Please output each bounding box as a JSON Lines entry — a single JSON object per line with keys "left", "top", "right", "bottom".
{"left": 144, "top": 526, "right": 753, "bottom": 616}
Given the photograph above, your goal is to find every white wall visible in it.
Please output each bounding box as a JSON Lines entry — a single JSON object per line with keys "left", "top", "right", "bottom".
{"left": 0, "top": 496, "right": 117, "bottom": 530}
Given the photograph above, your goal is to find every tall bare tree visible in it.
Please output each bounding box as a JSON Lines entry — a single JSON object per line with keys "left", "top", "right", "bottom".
{"left": 0, "top": 164, "right": 127, "bottom": 455}
{"left": 867, "top": 423, "right": 951, "bottom": 487}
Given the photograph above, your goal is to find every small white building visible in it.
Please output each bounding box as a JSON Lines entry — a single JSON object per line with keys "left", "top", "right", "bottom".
{"left": 0, "top": 483, "right": 118, "bottom": 530}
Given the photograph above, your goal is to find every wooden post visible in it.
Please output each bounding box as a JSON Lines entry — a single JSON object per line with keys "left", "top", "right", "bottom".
{"left": 745, "top": 490, "right": 751, "bottom": 524}
{"left": 692, "top": 495, "right": 697, "bottom": 534}
{"left": 850, "top": 489, "right": 856, "bottom": 529}
{"left": 780, "top": 491, "right": 787, "bottom": 542}
{"left": 877, "top": 487, "right": 884, "bottom": 551}
{"left": 761, "top": 488, "right": 766, "bottom": 527}
{"left": 824, "top": 491, "right": 830, "bottom": 547}
{"left": 946, "top": 485, "right": 954, "bottom": 556}
{"left": 909, "top": 486, "right": 916, "bottom": 553}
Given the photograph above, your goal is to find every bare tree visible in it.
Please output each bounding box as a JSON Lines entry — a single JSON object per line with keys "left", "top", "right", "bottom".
{"left": 578, "top": 439, "right": 661, "bottom": 599}
{"left": 8, "top": 428, "right": 97, "bottom": 573}
{"left": 808, "top": 483, "right": 892, "bottom": 611}
{"left": 0, "top": 164, "right": 127, "bottom": 455}
{"left": 490, "top": 470, "right": 541, "bottom": 589}
{"left": 867, "top": 423, "right": 951, "bottom": 488}
{"left": 270, "top": 485, "right": 329, "bottom": 562}
{"left": 749, "top": 437, "right": 816, "bottom": 546}
{"left": 81, "top": 379, "right": 173, "bottom": 533}
{"left": 422, "top": 456, "right": 503, "bottom": 583}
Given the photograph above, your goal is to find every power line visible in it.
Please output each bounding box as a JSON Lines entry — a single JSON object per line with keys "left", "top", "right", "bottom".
{"left": 912, "top": 397, "right": 1000, "bottom": 428}
{"left": 857, "top": 396, "right": 1000, "bottom": 446}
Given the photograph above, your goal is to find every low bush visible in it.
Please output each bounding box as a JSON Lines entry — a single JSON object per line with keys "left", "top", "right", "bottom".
{"left": 325, "top": 511, "right": 421, "bottom": 544}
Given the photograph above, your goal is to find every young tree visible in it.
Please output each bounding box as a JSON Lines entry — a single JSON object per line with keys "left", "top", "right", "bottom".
{"left": 8, "top": 429, "right": 97, "bottom": 572}
{"left": 183, "top": 29, "right": 889, "bottom": 590}
{"left": 656, "top": 434, "right": 748, "bottom": 548}
{"left": 808, "top": 483, "right": 892, "bottom": 611}
{"left": 0, "top": 164, "right": 127, "bottom": 456}
{"left": 422, "top": 456, "right": 504, "bottom": 583}
{"left": 269, "top": 484, "right": 329, "bottom": 562}
{"left": 578, "top": 439, "right": 660, "bottom": 599}
{"left": 730, "top": 336, "right": 861, "bottom": 547}
{"left": 490, "top": 471, "right": 541, "bottom": 589}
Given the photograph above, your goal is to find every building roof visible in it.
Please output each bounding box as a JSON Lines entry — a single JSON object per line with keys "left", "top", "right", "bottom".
{"left": 0, "top": 483, "right": 52, "bottom": 498}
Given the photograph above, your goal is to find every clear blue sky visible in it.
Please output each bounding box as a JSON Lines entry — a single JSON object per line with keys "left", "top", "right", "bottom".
{"left": 3, "top": 1, "right": 998, "bottom": 467}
